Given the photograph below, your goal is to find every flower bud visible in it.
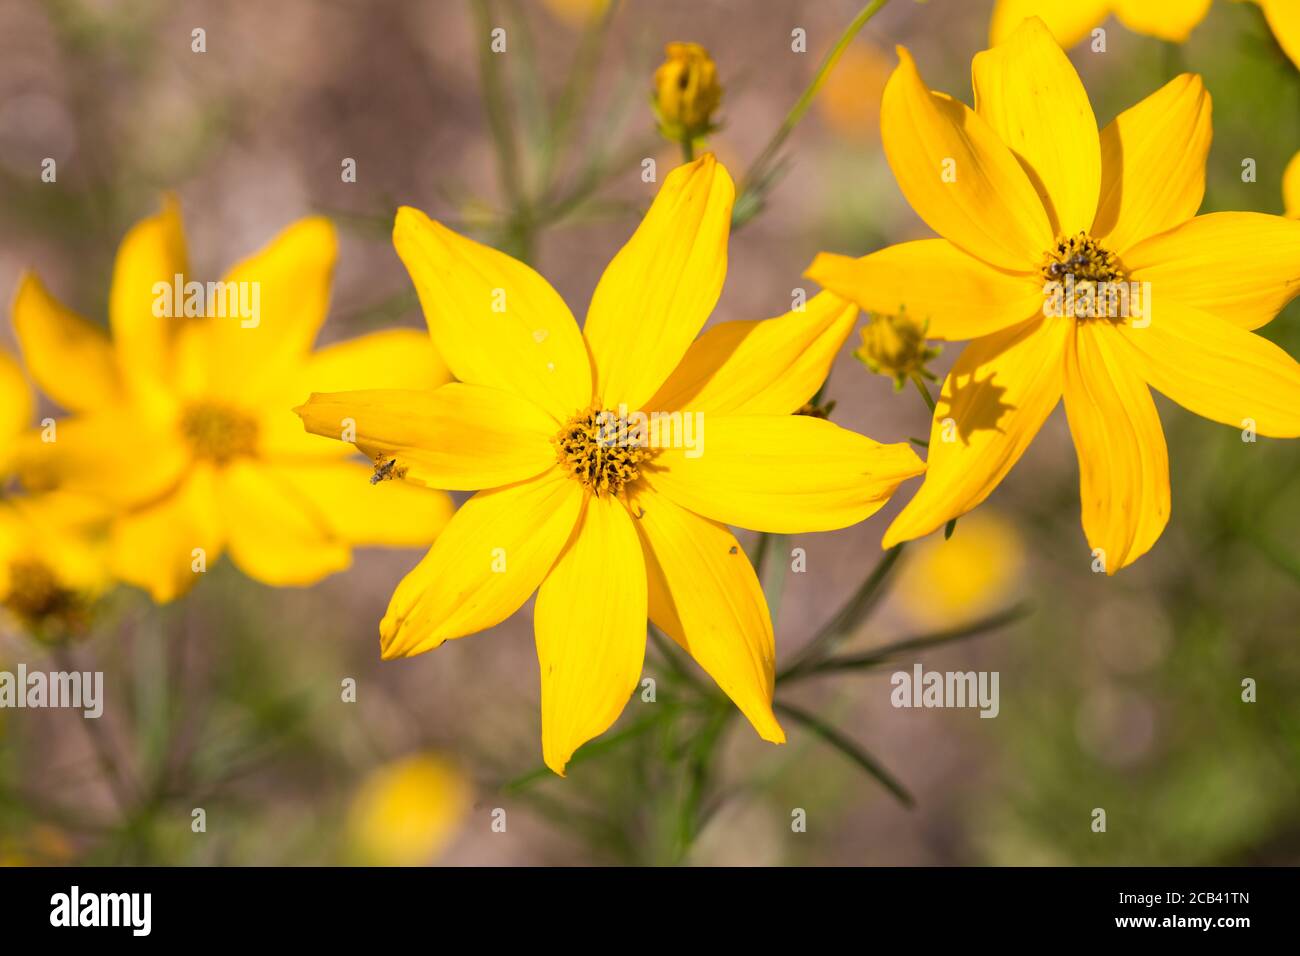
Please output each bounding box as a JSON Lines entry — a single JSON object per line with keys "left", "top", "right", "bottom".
{"left": 854, "top": 310, "right": 940, "bottom": 390}
{"left": 653, "top": 42, "right": 722, "bottom": 143}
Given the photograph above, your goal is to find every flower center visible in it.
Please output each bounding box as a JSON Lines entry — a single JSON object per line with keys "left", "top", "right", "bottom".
{"left": 3, "top": 559, "right": 82, "bottom": 632}
{"left": 553, "top": 408, "right": 654, "bottom": 497}
{"left": 180, "top": 401, "right": 259, "bottom": 464}
{"left": 1041, "top": 232, "right": 1132, "bottom": 322}
{"left": 1042, "top": 232, "right": 1124, "bottom": 285}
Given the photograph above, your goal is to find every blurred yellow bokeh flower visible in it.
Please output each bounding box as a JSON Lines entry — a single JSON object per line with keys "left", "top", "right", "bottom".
{"left": 991, "top": 0, "right": 1211, "bottom": 46}
{"left": 807, "top": 18, "right": 1300, "bottom": 573}
{"left": 540, "top": 0, "right": 609, "bottom": 29}
{"left": 0, "top": 349, "right": 108, "bottom": 638}
{"left": 895, "top": 511, "right": 1024, "bottom": 629}
{"left": 653, "top": 42, "right": 722, "bottom": 144}
{"left": 816, "top": 41, "right": 892, "bottom": 141}
{"left": 11, "top": 199, "right": 455, "bottom": 603}
{"left": 990, "top": 0, "right": 1300, "bottom": 69}
{"left": 1285, "top": 150, "right": 1300, "bottom": 218}
{"left": 297, "top": 155, "right": 925, "bottom": 774}
{"left": 345, "top": 754, "right": 471, "bottom": 866}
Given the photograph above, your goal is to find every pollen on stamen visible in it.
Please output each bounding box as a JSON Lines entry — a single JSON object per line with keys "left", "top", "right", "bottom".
{"left": 1041, "top": 232, "right": 1130, "bottom": 322}
{"left": 554, "top": 408, "right": 654, "bottom": 497}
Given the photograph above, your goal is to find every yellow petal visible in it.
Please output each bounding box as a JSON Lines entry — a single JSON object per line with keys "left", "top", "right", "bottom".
{"left": 110, "top": 465, "right": 222, "bottom": 603}
{"left": 644, "top": 415, "right": 925, "bottom": 534}
{"left": 806, "top": 241, "right": 1042, "bottom": 341}
{"left": 215, "top": 460, "right": 351, "bottom": 587}
{"left": 973, "top": 17, "right": 1100, "bottom": 236}
{"left": 630, "top": 488, "right": 784, "bottom": 744}
{"left": 880, "top": 46, "right": 1052, "bottom": 272}
{"left": 270, "top": 460, "right": 454, "bottom": 546}
{"left": 17, "top": 411, "right": 187, "bottom": 510}
{"left": 1116, "top": 304, "right": 1300, "bottom": 437}
{"left": 12, "top": 273, "right": 122, "bottom": 414}
{"left": 884, "top": 318, "right": 1069, "bottom": 547}
{"left": 646, "top": 290, "right": 857, "bottom": 415}
{"left": 380, "top": 469, "right": 583, "bottom": 658}
{"left": 296, "top": 385, "right": 557, "bottom": 491}
{"left": 298, "top": 328, "right": 451, "bottom": 394}
{"left": 535, "top": 494, "right": 646, "bottom": 775}
{"left": 260, "top": 328, "right": 454, "bottom": 460}
{"left": 1092, "top": 74, "right": 1212, "bottom": 253}
{"left": 989, "top": 0, "right": 1109, "bottom": 47}
{"left": 1062, "top": 321, "right": 1170, "bottom": 573}
{"left": 1111, "top": 0, "right": 1212, "bottom": 42}
{"left": 0, "top": 348, "right": 33, "bottom": 447}
{"left": 110, "top": 195, "right": 187, "bottom": 394}
{"left": 203, "top": 217, "right": 339, "bottom": 401}
{"left": 1124, "top": 212, "right": 1300, "bottom": 331}
{"left": 1257, "top": 0, "right": 1300, "bottom": 69}
{"left": 1286, "top": 150, "right": 1300, "bottom": 218}
{"left": 584, "top": 154, "right": 735, "bottom": 410}
{"left": 393, "top": 207, "right": 591, "bottom": 421}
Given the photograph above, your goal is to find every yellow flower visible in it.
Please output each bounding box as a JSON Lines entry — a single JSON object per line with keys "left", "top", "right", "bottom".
{"left": 894, "top": 510, "right": 1024, "bottom": 629}
{"left": 853, "top": 310, "right": 940, "bottom": 390}
{"left": 1285, "top": 150, "right": 1300, "bottom": 218}
{"left": 990, "top": 0, "right": 1300, "bottom": 69}
{"left": 653, "top": 42, "right": 722, "bottom": 144}
{"left": 345, "top": 754, "right": 470, "bottom": 866}
{"left": 807, "top": 19, "right": 1300, "bottom": 573}
{"left": 297, "top": 155, "right": 925, "bottom": 774}
{"left": 11, "top": 198, "right": 455, "bottom": 603}
{"left": 540, "top": 0, "right": 609, "bottom": 28}
{"left": 990, "top": 0, "right": 1211, "bottom": 46}
{"left": 0, "top": 349, "right": 109, "bottom": 638}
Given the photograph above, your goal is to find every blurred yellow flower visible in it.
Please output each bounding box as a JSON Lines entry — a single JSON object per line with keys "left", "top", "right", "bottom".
{"left": 11, "top": 198, "right": 455, "bottom": 603}
{"left": 346, "top": 754, "right": 470, "bottom": 866}
{"left": 1285, "top": 150, "right": 1300, "bottom": 218}
{"left": 816, "top": 41, "right": 892, "bottom": 141}
{"left": 0, "top": 350, "right": 108, "bottom": 639}
{"left": 854, "top": 310, "right": 940, "bottom": 390}
{"left": 990, "top": 0, "right": 1211, "bottom": 46}
{"left": 297, "top": 154, "right": 925, "bottom": 774}
{"left": 990, "top": 0, "right": 1300, "bottom": 69}
{"left": 540, "top": 0, "right": 609, "bottom": 28}
{"left": 895, "top": 510, "right": 1024, "bottom": 629}
{"left": 807, "top": 18, "right": 1300, "bottom": 573}
{"left": 653, "top": 42, "right": 722, "bottom": 145}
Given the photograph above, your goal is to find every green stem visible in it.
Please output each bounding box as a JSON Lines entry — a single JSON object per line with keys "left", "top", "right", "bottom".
{"left": 680, "top": 137, "right": 695, "bottom": 163}
{"left": 773, "top": 701, "right": 913, "bottom": 806}
{"left": 736, "top": 0, "right": 892, "bottom": 223}
{"left": 910, "top": 372, "right": 936, "bottom": 412}
{"left": 779, "top": 544, "right": 905, "bottom": 680}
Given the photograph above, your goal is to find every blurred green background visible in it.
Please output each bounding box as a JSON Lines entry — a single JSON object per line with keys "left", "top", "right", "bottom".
{"left": 0, "top": 0, "right": 1297, "bottom": 865}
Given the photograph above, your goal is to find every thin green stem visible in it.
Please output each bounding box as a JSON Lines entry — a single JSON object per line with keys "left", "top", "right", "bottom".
{"left": 910, "top": 372, "right": 936, "bottom": 412}
{"left": 786, "top": 602, "right": 1032, "bottom": 679}
{"left": 736, "top": 0, "right": 892, "bottom": 225}
{"left": 779, "top": 544, "right": 905, "bottom": 681}
{"left": 773, "top": 701, "right": 913, "bottom": 806}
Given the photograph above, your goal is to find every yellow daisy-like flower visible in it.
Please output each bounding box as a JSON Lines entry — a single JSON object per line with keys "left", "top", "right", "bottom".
{"left": 297, "top": 155, "right": 925, "bottom": 774}
{"left": 0, "top": 350, "right": 108, "bottom": 637}
{"left": 12, "top": 199, "right": 455, "bottom": 603}
{"left": 807, "top": 19, "right": 1300, "bottom": 573}
{"left": 990, "top": 0, "right": 1300, "bottom": 69}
